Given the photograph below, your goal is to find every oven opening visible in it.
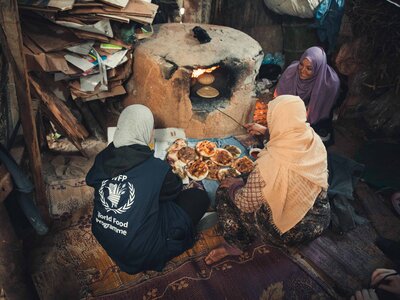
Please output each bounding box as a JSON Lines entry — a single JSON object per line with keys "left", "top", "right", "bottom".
{"left": 189, "top": 63, "right": 237, "bottom": 113}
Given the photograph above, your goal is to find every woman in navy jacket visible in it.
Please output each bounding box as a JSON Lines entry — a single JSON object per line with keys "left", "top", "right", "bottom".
{"left": 86, "top": 104, "right": 210, "bottom": 274}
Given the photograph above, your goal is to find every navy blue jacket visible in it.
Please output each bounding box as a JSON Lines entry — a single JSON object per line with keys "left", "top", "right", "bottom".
{"left": 86, "top": 144, "right": 194, "bottom": 274}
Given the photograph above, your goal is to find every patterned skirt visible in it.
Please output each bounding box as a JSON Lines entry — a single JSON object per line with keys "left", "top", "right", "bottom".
{"left": 215, "top": 188, "right": 331, "bottom": 250}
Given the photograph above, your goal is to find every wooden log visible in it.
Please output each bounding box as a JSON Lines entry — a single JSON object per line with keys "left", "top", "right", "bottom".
{"left": 0, "top": 2, "right": 49, "bottom": 222}
{"left": 29, "top": 75, "right": 89, "bottom": 156}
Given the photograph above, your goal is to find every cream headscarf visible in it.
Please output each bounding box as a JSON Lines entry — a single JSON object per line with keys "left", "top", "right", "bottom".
{"left": 256, "top": 95, "right": 328, "bottom": 234}
{"left": 113, "top": 104, "right": 154, "bottom": 148}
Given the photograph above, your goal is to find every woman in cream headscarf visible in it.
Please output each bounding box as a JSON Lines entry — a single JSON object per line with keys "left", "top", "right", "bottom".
{"left": 86, "top": 104, "right": 210, "bottom": 274}
{"left": 205, "top": 95, "right": 330, "bottom": 264}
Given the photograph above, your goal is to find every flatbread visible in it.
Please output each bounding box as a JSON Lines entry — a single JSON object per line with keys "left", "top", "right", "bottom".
{"left": 210, "top": 148, "right": 234, "bottom": 166}
{"left": 206, "top": 160, "right": 221, "bottom": 180}
{"left": 177, "top": 146, "right": 197, "bottom": 164}
{"left": 196, "top": 86, "right": 219, "bottom": 98}
{"left": 198, "top": 73, "right": 215, "bottom": 85}
{"left": 232, "top": 156, "right": 255, "bottom": 174}
{"left": 186, "top": 160, "right": 209, "bottom": 181}
{"left": 223, "top": 145, "right": 242, "bottom": 158}
{"left": 196, "top": 140, "right": 217, "bottom": 157}
{"left": 217, "top": 168, "right": 241, "bottom": 181}
{"left": 172, "top": 160, "right": 187, "bottom": 180}
{"left": 167, "top": 138, "right": 187, "bottom": 152}
{"left": 166, "top": 150, "right": 178, "bottom": 165}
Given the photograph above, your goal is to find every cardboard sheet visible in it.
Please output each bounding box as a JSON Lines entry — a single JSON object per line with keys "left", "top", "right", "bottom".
{"left": 55, "top": 19, "right": 114, "bottom": 38}
{"left": 22, "top": 18, "right": 82, "bottom": 52}
{"left": 24, "top": 47, "right": 71, "bottom": 72}
{"left": 71, "top": 84, "right": 125, "bottom": 101}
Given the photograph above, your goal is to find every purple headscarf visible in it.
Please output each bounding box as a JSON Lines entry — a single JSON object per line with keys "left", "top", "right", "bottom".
{"left": 276, "top": 47, "right": 340, "bottom": 125}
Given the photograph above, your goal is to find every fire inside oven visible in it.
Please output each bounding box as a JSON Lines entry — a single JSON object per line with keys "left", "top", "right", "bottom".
{"left": 189, "top": 64, "right": 236, "bottom": 113}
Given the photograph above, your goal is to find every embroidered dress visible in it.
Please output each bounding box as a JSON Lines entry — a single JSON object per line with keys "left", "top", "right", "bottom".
{"left": 216, "top": 169, "right": 330, "bottom": 249}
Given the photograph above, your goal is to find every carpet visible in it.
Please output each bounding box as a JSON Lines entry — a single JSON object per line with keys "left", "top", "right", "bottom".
{"left": 29, "top": 204, "right": 333, "bottom": 300}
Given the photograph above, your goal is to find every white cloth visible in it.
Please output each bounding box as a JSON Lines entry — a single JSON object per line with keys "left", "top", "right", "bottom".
{"left": 256, "top": 95, "right": 328, "bottom": 234}
{"left": 113, "top": 104, "right": 154, "bottom": 148}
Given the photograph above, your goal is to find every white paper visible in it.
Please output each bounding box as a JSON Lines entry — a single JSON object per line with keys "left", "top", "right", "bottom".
{"left": 80, "top": 73, "right": 103, "bottom": 92}
{"left": 48, "top": 0, "right": 75, "bottom": 10}
{"left": 154, "top": 128, "right": 186, "bottom": 159}
{"left": 103, "top": 49, "right": 128, "bottom": 69}
{"left": 55, "top": 19, "right": 114, "bottom": 38}
{"left": 67, "top": 41, "right": 95, "bottom": 55}
{"left": 154, "top": 128, "right": 186, "bottom": 141}
{"left": 64, "top": 54, "right": 94, "bottom": 72}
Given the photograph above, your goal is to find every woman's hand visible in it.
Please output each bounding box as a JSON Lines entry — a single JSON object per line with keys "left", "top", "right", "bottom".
{"left": 244, "top": 123, "right": 267, "bottom": 136}
{"left": 219, "top": 177, "right": 243, "bottom": 189}
{"left": 350, "top": 289, "right": 378, "bottom": 300}
{"left": 370, "top": 268, "right": 400, "bottom": 294}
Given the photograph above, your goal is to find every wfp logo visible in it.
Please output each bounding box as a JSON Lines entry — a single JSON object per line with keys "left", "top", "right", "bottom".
{"left": 106, "top": 183, "right": 126, "bottom": 207}
{"left": 99, "top": 176, "right": 135, "bottom": 214}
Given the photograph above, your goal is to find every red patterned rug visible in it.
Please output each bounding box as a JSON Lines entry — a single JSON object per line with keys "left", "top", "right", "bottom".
{"left": 29, "top": 203, "right": 334, "bottom": 299}
{"left": 95, "top": 242, "right": 333, "bottom": 300}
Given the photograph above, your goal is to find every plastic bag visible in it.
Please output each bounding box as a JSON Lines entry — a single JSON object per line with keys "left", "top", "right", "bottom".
{"left": 263, "top": 0, "right": 323, "bottom": 18}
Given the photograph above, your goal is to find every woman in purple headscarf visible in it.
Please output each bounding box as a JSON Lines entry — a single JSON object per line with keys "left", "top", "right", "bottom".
{"left": 274, "top": 47, "right": 340, "bottom": 139}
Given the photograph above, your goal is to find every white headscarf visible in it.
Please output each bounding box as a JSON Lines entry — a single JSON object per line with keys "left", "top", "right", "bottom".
{"left": 113, "top": 104, "right": 154, "bottom": 148}
{"left": 256, "top": 95, "right": 328, "bottom": 234}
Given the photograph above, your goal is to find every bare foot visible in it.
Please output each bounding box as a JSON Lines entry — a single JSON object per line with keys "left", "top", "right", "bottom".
{"left": 204, "top": 242, "right": 242, "bottom": 265}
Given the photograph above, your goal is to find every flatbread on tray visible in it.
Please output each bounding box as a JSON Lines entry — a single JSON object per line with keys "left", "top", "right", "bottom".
{"left": 223, "top": 145, "right": 242, "bottom": 158}
{"left": 166, "top": 150, "right": 179, "bottom": 165}
{"left": 186, "top": 160, "right": 209, "bottom": 181}
{"left": 196, "top": 140, "right": 217, "bottom": 157}
{"left": 232, "top": 156, "right": 255, "bottom": 174}
{"left": 167, "top": 138, "right": 187, "bottom": 152}
{"left": 217, "top": 168, "right": 241, "bottom": 181}
{"left": 206, "top": 160, "right": 221, "bottom": 180}
{"left": 210, "top": 148, "right": 234, "bottom": 166}
{"left": 172, "top": 160, "right": 187, "bottom": 180}
{"left": 177, "top": 146, "right": 198, "bottom": 164}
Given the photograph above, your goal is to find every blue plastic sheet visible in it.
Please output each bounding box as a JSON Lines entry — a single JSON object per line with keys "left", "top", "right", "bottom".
{"left": 312, "top": 0, "right": 345, "bottom": 54}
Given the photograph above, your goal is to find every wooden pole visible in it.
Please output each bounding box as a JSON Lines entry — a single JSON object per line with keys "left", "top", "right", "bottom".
{"left": 29, "top": 75, "right": 89, "bottom": 157}
{"left": 0, "top": 0, "right": 49, "bottom": 222}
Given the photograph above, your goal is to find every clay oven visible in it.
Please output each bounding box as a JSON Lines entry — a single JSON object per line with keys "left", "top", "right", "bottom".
{"left": 124, "top": 23, "right": 263, "bottom": 138}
